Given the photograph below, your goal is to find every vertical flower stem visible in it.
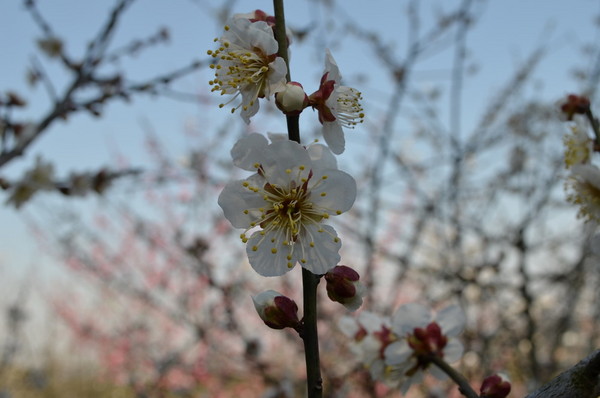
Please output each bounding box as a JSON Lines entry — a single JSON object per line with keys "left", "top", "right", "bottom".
{"left": 272, "top": 0, "right": 291, "bottom": 82}
{"left": 585, "top": 108, "right": 600, "bottom": 147}
{"left": 273, "top": 1, "right": 323, "bottom": 397}
{"left": 301, "top": 268, "right": 323, "bottom": 397}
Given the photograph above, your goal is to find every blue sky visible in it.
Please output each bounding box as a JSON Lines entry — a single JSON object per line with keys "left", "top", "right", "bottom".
{"left": 1, "top": 0, "right": 599, "bottom": 283}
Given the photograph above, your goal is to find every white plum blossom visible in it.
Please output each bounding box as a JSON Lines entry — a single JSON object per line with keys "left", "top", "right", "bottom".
{"left": 338, "top": 312, "right": 396, "bottom": 383}
{"left": 233, "top": 10, "right": 276, "bottom": 25}
{"left": 208, "top": 17, "right": 287, "bottom": 123}
{"left": 565, "top": 163, "right": 600, "bottom": 223}
{"left": 232, "top": 9, "right": 294, "bottom": 46}
{"left": 309, "top": 49, "right": 364, "bottom": 154}
{"left": 218, "top": 133, "right": 356, "bottom": 276}
{"left": 563, "top": 125, "right": 594, "bottom": 168}
{"left": 384, "top": 303, "right": 466, "bottom": 394}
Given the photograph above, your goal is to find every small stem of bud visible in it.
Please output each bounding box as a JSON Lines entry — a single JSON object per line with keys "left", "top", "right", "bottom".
{"left": 585, "top": 108, "right": 600, "bottom": 147}
{"left": 302, "top": 268, "right": 323, "bottom": 398}
{"left": 272, "top": 0, "right": 290, "bottom": 83}
{"left": 428, "top": 355, "right": 480, "bottom": 398}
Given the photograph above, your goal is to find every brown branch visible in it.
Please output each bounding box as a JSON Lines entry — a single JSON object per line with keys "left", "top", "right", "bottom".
{"left": 524, "top": 350, "right": 600, "bottom": 398}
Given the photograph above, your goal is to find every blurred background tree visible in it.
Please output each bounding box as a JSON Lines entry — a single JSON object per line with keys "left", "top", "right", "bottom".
{"left": 1, "top": 0, "right": 599, "bottom": 397}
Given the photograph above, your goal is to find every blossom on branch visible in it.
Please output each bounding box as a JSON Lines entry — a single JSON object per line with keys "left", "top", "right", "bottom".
{"left": 383, "top": 303, "right": 466, "bottom": 394}
{"left": 232, "top": 9, "right": 293, "bottom": 47}
{"left": 252, "top": 290, "right": 301, "bottom": 330}
{"left": 324, "top": 265, "right": 365, "bottom": 311}
{"left": 339, "top": 312, "right": 396, "bottom": 383}
{"left": 234, "top": 9, "right": 277, "bottom": 26}
{"left": 561, "top": 94, "right": 590, "bottom": 121}
{"left": 480, "top": 373, "right": 511, "bottom": 398}
{"left": 218, "top": 133, "right": 356, "bottom": 277}
{"left": 563, "top": 126, "right": 593, "bottom": 168}
{"left": 208, "top": 17, "right": 287, "bottom": 123}
{"left": 565, "top": 163, "right": 600, "bottom": 223}
{"left": 309, "top": 50, "right": 364, "bottom": 154}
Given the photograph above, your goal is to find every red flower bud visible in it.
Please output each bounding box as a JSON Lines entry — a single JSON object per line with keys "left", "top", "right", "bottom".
{"left": 325, "top": 265, "right": 364, "bottom": 311}
{"left": 561, "top": 94, "right": 590, "bottom": 120}
{"left": 252, "top": 290, "right": 300, "bottom": 330}
{"left": 480, "top": 374, "right": 511, "bottom": 398}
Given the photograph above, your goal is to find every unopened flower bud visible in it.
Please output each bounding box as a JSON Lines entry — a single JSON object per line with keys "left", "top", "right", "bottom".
{"left": 561, "top": 94, "right": 590, "bottom": 120}
{"left": 252, "top": 290, "right": 300, "bottom": 330}
{"left": 480, "top": 374, "right": 511, "bottom": 398}
{"left": 275, "top": 82, "right": 308, "bottom": 115}
{"left": 324, "top": 265, "right": 365, "bottom": 311}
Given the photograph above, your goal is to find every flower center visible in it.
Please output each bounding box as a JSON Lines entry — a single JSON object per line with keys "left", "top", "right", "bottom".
{"left": 404, "top": 322, "right": 447, "bottom": 376}
{"left": 240, "top": 166, "right": 337, "bottom": 268}
{"left": 208, "top": 37, "right": 273, "bottom": 113}
{"left": 563, "top": 129, "right": 591, "bottom": 168}
{"left": 260, "top": 177, "right": 324, "bottom": 241}
{"left": 331, "top": 87, "right": 365, "bottom": 128}
{"left": 567, "top": 177, "right": 600, "bottom": 222}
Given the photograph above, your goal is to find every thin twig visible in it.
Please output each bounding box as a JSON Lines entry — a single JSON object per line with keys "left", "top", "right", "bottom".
{"left": 429, "top": 355, "right": 480, "bottom": 398}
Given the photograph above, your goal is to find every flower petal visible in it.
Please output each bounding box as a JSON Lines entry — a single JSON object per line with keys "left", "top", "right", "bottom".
{"left": 265, "top": 57, "right": 288, "bottom": 97}
{"left": 266, "top": 132, "right": 287, "bottom": 142}
{"left": 400, "top": 372, "right": 423, "bottom": 395}
{"left": 360, "top": 335, "right": 384, "bottom": 364}
{"left": 252, "top": 289, "right": 279, "bottom": 317}
{"left": 298, "top": 224, "right": 341, "bottom": 275}
{"left": 322, "top": 120, "right": 345, "bottom": 155}
{"left": 359, "top": 312, "right": 390, "bottom": 332}
{"left": 384, "top": 340, "right": 412, "bottom": 366}
{"left": 444, "top": 339, "right": 464, "bottom": 363}
{"left": 226, "top": 19, "right": 278, "bottom": 56}
{"left": 217, "top": 176, "right": 266, "bottom": 228}
{"left": 308, "top": 143, "right": 337, "bottom": 170}
{"left": 324, "top": 49, "right": 341, "bottom": 83}
{"left": 342, "top": 282, "right": 365, "bottom": 312}
{"left": 368, "top": 359, "right": 386, "bottom": 381}
{"left": 310, "top": 170, "right": 356, "bottom": 214}
{"left": 338, "top": 316, "right": 360, "bottom": 338}
{"left": 436, "top": 304, "right": 466, "bottom": 337}
{"left": 261, "top": 140, "right": 312, "bottom": 185}
{"left": 246, "top": 229, "right": 295, "bottom": 277}
{"left": 572, "top": 163, "right": 600, "bottom": 188}
{"left": 391, "top": 303, "right": 431, "bottom": 335}
{"left": 239, "top": 95, "right": 260, "bottom": 124}
{"left": 231, "top": 133, "right": 269, "bottom": 170}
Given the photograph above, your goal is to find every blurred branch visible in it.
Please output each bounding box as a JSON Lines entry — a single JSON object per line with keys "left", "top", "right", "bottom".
{"left": 0, "top": 0, "right": 205, "bottom": 207}
{"left": 524, "top": 350, "right": 600, "bottom": 398}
